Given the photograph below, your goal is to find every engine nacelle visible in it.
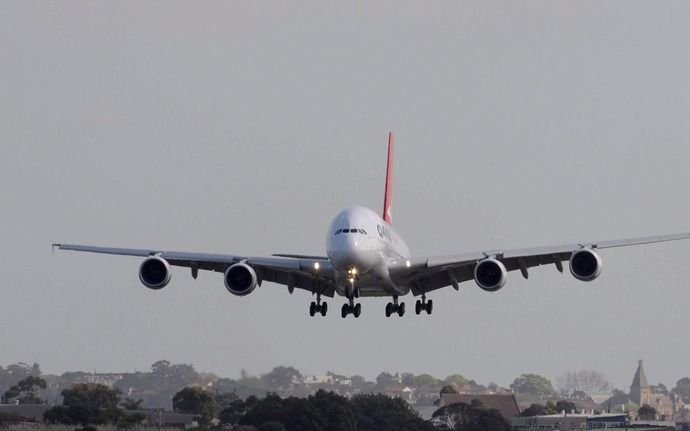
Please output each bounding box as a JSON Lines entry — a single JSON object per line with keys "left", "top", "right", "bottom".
{"left": 569, "top": 248, "right": 603, "bottom": 281}
{"left": 474, "top": 258, "right": 507, "bottom": 292}
{"left": 224, "top": 263, "right": 258, "bottom": 296}
{"left": 139, "top": 256, "right": 171, "bottom": 290}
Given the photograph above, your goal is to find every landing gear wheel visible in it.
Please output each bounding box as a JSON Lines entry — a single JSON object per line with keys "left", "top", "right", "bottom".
{"left": 353, "top": 303, "right": 361, "bottom": 318}
{"left": 321, "top": 302, "right": 328, "bottom": 316}
{"left": 309, "top": 302, "right": 316, "bottom": 317}
{"left": 415, "top": 300, "right": 422, "bottom": 315}
{"left": 341, "top": 303, "right": 350, "bottom": 318}
{"left": 385, "top": 303, "right": 393, "bottom": 317}
{"left": 426, "top": 299, "right": 433, "bottom": 315}
{"left": 398, "top": 302, "right": 406, "bottom": 317}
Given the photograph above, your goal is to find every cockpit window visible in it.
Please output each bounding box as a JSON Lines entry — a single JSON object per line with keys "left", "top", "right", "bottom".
{"left": 336, "top": 228, "right": 367, "bottom": 235}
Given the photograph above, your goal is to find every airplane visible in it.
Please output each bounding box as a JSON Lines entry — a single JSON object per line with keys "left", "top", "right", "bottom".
{"left": 53, "top": 132, "right": 690, "bottom": 318}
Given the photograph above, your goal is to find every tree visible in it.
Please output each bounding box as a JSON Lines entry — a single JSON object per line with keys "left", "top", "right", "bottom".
{"left": 432, "top": 401, "right": 511, "bottom": 431}
{"left": 43, "top": 384, "right": 124, "bottom": 426}
{"left": 308, "top": 390, "right": 356, "bottom": 431}
{"left": 120, "top": 397, "right": 143, "bottom": 410}
{"left": 262, "top": 367, "right": 303, "bottom": 393}
{"left": 520, "top": 404, "right": 546, "bottom": 417}
{"left": 2, "top": 376, "right": 47, "bottom": 404}
{"left": 350, "top": 393, "right": 436, "bottom": 431}
{"left": 638, "top": 404, "right": 657, "bottom": 420}
{"left": 556, "top": 370, "right": 610, "bottom": 394}
{"left": 674, "top": 378, "right": 690, "bottom": 403}
{"left": 441, "top": 385, "right": 459, "bottom": 395}
{"left": 444, "top": 374, "right": 469, "bottom": 387}
{"left": 414, "top": 374, "right": 440, "bottom": 387}
{"left": 375, "top": 372, "right": 397, "bottom": 389}
{"left": 219, "top": 396, "right": 258, "bottom": 426}
{"left": 172, "top": 386, "right": 218, "bottom": 425}
{"left": 510, "top": 374, "right": 556, "bottom": 396}
{"left": 240, "top": 393, "right": 325, "bottom": 431}
{"left": 554, "top": 400, "right": 577, "bottom": 414}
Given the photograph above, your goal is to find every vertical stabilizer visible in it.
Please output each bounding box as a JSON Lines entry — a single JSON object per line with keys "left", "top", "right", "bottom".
{"left": 382, "top": 132, "right": 394, "bottom": 224}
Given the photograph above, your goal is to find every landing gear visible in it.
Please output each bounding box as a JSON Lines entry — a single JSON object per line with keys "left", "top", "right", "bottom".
{"left": 385, "top": 296, "right": 405, "bottom": 317}
{"left": 341, "top": 297, "right": 361, "bottom": 318}
{"left": 309, "top": 294, "right": 327, "bottom": 317}
{"left": 415, "top": 295, "right": 433, "bottom": 315}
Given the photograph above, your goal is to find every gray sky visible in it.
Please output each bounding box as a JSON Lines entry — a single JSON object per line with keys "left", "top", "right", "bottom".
{"left": 2, "top": 1, "right": 690, "bottom": 391}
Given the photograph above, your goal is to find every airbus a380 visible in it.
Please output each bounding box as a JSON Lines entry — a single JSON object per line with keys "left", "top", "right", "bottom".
{"left": 54, "top": 133, "right": 690, "bottom": 318}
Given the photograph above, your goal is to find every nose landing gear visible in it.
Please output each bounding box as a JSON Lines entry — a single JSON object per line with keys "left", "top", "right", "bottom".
{"left": 309, "top": 294, "right": 327, "bottom": 317}
{"left": 415, "top": 294, "right": 433, "bottom": 315}
{"left": 385, "top": 296, "right": 405, "bottom": 317}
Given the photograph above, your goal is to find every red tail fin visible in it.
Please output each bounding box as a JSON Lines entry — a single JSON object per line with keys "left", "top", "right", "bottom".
{"left": 382, "top": 131, "right": 394, "bottom": 224}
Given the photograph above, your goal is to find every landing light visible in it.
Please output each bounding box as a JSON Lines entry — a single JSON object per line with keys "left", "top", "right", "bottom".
{"left": 406, "top": 260, "right": 411, "bottom": 268}
{"left": 314, "top": 262, "right": 320, "bottom": 270}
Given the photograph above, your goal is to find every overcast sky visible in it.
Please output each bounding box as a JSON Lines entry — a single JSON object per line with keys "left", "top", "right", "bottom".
{"left": 2, "top": 1, "right": 690, "bottom": 391}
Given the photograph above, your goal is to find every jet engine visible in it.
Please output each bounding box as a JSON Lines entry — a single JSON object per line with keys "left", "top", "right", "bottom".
{"left": 224, "top": 263, "right": 258, "bottom": 296}
{"left": 139, "top": 256, "right": 171, "bottom": 289}
{"left": 474, "top": 258, "right": 507, "bottom": 292}
{"left": 569, "top": 248, "right": 603, "bottom": 281}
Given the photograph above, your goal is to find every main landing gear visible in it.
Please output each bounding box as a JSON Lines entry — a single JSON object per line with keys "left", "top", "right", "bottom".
{"left": 415, "top": 294, "right": 433, "bottom": 315}
{"left": 341, "top": 297, "right": 361, "bottom": 318}
{"left": 309, "top": 294, "right": 327, "bottom": 317}
{"left": 385, "top": 296, "right": 405, "bottom": 317}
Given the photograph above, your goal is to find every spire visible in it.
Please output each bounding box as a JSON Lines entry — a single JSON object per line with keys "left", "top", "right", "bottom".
{"left": 632, "top": 360, "right": 649, "bottom": 389}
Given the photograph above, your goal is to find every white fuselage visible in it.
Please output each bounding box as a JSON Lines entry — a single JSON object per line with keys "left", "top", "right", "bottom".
{"left": 326, "top": 206, "right": 411, "bottom": 297}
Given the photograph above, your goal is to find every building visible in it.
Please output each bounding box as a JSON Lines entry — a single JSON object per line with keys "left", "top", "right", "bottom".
{"left": 629, "top": 360, "right": 676, "bottom": 420}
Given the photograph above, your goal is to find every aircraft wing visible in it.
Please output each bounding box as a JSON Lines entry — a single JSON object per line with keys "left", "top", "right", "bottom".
{"left": 52, "top": 244, "right": 338, "bottom": 297}
{"left": 392, "top": 232, "right": 690, "bottom": 295}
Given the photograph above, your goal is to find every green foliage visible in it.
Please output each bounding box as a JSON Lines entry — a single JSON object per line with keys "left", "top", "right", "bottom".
{"left": 350, "top": 393, "right": 436, "bottom": 431}
{"left": 675, "top": 378, "right": 690, "bottom": 403}
{"left": 433, "top": 401, "right": 511, "bottom": 431}
{"left": 520, "top": 404, "right": 546, "bottom": 417}
{"left": 413, "top": 374, "right": 440, "bottom": 387}
{"left": 172, "top": 386, "right": 218, "bottom": 425}
{"left": 308, "top": 390, "right": 356, "bottom": 431}
{"left": 441, "top": 385, "right": 459, "bottom": 395}
{"left": 240, "top": 393, "right": 325, "bottom": 431}
{"left": 554, "top": 400, "right": 577, "bottom": 414}
{"left": 510, "top": 374, "right": 556, "bottom": 396}
{"left": 237, "top": 391, "right": 433, "bottom": 431}
{"left": 119, "top": 397, "right": 144, "bottom": 411}
{"left": 444, "top": 374, "right": 469, "bottom": 387}
{"left": 219, "top": 396, "right": 259, "bottom": 426}
{"left": 261, "top": 367, "right": 303, "bottom": 392}
{"left": 2, "top": 376, "right": 47, "bottom": 404}
{"left": 63, "top": 384, "right": 120, "bottom": 410}
{"left": 638, "top": 404, "right": 657, "bottom": 420}
{"left": 43, "top": 383, "right": 142, "bottom": 427}
{"left": 214, "top": 391, "right": 239, "bottom": 410}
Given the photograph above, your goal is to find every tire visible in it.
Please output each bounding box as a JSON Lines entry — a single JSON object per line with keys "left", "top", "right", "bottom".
{"left": 309, "top": 302, "right": 316, "bottom": 317}
{"left": 341, "top": 303, "right": 349, "bottom": 318}
{"left": 415, "top": 300, "right": 421, "bottom": 315}
{"left": 398, "top": 302, "right": 405, "bottom": 317}
{"left": 426, "top": 300, "right": 433, "bottom": 315}
{"left": 353, "top": 303, "right": 361, "bottom": 318}
{"left": 385, "top": 303, "right": 392, "bottom": 317}
{"left": 321, "top": 302, "right": 328, "bottom": 316}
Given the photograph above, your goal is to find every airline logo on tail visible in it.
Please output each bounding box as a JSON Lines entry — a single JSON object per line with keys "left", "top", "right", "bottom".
{"left": 382, "top": 131, "right": 394, "bottom": 225}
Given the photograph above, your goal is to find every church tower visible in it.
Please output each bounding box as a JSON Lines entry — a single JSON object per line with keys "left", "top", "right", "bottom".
{"left": 630, "top": 360, "right": 651, "bottom": 406}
